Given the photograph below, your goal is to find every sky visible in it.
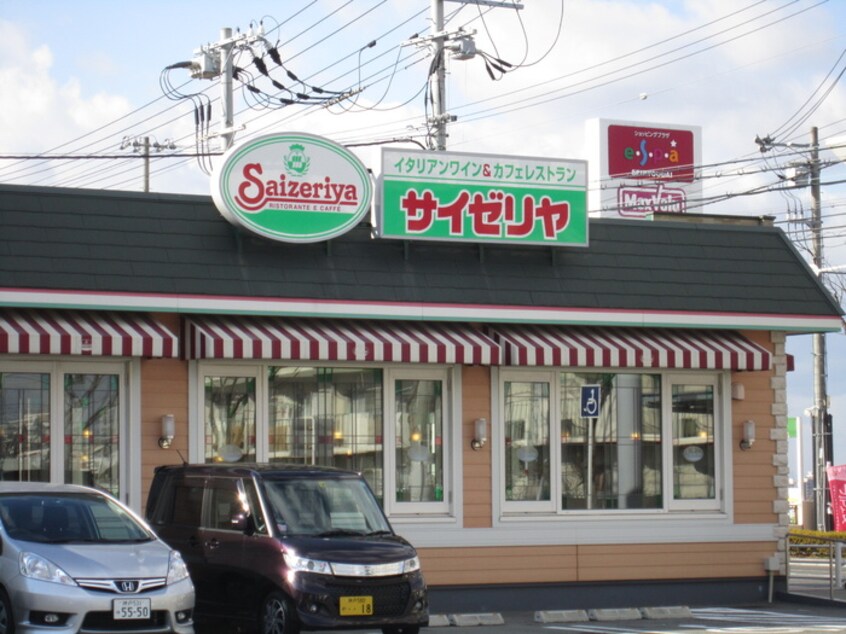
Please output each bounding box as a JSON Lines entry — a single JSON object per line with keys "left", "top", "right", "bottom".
{"left": 1, "top": 0, "right": 845, "bottom": 481}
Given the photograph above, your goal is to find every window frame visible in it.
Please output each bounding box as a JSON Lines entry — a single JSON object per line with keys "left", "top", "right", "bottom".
{"left": 664, "top": 373, "right": 726, "bottom": 512}
{"left": 0, "top": 359, "right": 132, "bottom": 503}
{"left": 192, "top": 361, "right": 461, "bottom": 522}
{"left": 384, "top": 367, "right": 452, "bottom": 517}
{"left": 495, "top": 367, "right": 730, "bottom": 518}
{"left": 498, "top": 370, "right": 557, "bottom": 515}
{"left": 193, "top": 364, "right": 264, "bottom": 464}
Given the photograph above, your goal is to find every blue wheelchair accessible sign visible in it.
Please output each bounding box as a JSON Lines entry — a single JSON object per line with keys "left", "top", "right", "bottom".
{"left": 581, "top": 385, "right": 601, "bottom": 418}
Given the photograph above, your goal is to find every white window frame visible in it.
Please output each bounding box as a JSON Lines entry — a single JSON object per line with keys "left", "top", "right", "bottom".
{"left": 495, "top": 367, "right": 730, "bottom": 518}
{"left": 384, "top": 367, "right": 452, "bottom": 517}
{"left": 498, "top": 370, "right": 558, "bottom": 515}
{"left": 192, "top": 364, "right": 264, "bottom": 464}
{"left": 190, "top": 361, "right": 462, "bottom": 522}
{"left": 0, "top": 358, "right": 136, "bottom": 506}
{"left": 664, "top": 373, "right": 725, "bottom": 512}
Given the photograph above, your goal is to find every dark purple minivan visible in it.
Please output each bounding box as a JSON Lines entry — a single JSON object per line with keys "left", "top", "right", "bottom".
{"left": 145, "top": 464, "right": 428, "bottom": 634}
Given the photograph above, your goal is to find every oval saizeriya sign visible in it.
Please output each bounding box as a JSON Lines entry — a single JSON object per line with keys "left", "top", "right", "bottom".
{"left": 212, "top": 132, "right": 373, "bottom": 243}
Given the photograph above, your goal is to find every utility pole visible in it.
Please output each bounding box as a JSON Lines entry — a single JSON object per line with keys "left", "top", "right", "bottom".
{"left": 809, "top": 126, "right": 833, "bottom": 531}
{"left": 120, "top": 136, "right": 176, "bottom": 192}
{"left": 431, "top": 0, "right": 448, "bottom": 151}
{"left": 409, "top": 0, "right": 522, "bottom": 151}
{"left": 758, "top": 127, "right": 833, "bottom": 531}
{"left": 219, "top": 28, "right": 236, "bottom": 151}
{"left": 187, "top": 27, "right": 265, "bottom": 151}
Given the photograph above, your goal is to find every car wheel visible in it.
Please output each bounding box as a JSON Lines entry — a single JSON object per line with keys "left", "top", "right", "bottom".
{"left": 382, "top": 627, "right": 420, "bottom": 634}
{"left": 260, "top": 591, "right": 298, "bottom": 634}
{"left": 0, "top": 589, "right": 14, "bottom": 634}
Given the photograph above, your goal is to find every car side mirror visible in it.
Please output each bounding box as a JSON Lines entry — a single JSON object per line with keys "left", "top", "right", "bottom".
{"left": 230, "top": 512, "right": 255, "bottom": 536}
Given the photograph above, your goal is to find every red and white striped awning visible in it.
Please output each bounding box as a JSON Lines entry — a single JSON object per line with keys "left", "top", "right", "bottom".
{"left": 184, "top": 316, "right": 502, "bottom": 365}
{"left": 0, "top": 310, "right": 179, "bottom": 358}
{"left": 492, "top": 325, "right": 771, "bottom": 371}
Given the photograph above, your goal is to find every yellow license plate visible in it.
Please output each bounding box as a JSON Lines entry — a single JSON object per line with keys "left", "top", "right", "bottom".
{"left": 339, "top": 596, "right": 373, "bottom": 616}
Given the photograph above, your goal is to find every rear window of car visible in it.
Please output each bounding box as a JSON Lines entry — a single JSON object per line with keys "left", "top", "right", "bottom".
{"left": 0, "top": 493, "right": 153, "bottom": 544}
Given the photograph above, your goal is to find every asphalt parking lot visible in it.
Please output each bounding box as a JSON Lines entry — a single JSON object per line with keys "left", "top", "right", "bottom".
{"left": 419, "top": 601, "right": 846, "bottom": 634}
{"left": 194, "top": 600, "right": 846, "bottom": 634}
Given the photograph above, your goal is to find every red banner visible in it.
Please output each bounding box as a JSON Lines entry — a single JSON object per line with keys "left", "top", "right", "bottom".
{"left": 826, "top": 464, "right": 846, "bottom": 531}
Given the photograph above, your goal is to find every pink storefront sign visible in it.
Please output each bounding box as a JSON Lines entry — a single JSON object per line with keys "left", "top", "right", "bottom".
{"left": 826, "top": 464, "right": 846, "bottom": 531}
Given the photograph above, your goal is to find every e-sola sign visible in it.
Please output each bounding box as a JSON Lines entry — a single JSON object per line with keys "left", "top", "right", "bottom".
{"left": 211, "top": 132, "right": 373, "bottom": 243}
{"left": 378, "top": 148, "right": 588, "bottom": 247}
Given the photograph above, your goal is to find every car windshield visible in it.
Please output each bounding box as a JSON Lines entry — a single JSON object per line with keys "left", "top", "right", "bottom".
{"left": 0, "top": 492, "right": 154, "bottom": 544}
{"left": 262, "top": 477, "right": 392, "bottom": 537}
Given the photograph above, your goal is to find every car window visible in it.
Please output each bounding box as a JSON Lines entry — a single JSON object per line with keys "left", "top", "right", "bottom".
{"left": 263, "top": 477, "right": 391, "bottom": 536}
{"left": 171, "top": 480, "right": 205, "bottom": 526}
{"left": 0, "top": 493, "right": 152, "bottom": 544}
{"left": 208, "top": 479, "right": 242, "bottom": 531}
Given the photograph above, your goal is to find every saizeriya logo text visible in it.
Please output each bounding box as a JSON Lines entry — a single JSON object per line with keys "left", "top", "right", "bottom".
{"left": 212, "top": 132, "right": 373, "bottom": 243}
{"left": 234, "top": 164, "right": 360, "bottom": 212}
{"left": 232, "top": 142, "right": 359, "bottom": 212}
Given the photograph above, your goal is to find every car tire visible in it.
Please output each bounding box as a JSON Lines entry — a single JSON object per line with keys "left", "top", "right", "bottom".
{"left": 260, "top": 591, "right": 298, "bottom": 634}
{"left": 382, "top": 627, "right": 420, "bottom": 634}
{"left": 0, "top": 589, "right": 14, "bottom": 634}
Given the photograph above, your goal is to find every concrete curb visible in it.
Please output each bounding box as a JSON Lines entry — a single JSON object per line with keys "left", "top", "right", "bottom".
{"left": 588, "top": 607, "right": 644, "bottom": 621}
{"left": 640, "top": 606, "right": 693, "bottom": 619}
{"left": 534, "top": 609, "right": 589, "bottom": 623}
{"left": 430, "top": 605, "right": 691, "bottom": 627}
{"left": 448, "top": 613, "right": 505, "bottom": 627}
{"left": 428, "top": 614, "right": 452, "bottom": 627}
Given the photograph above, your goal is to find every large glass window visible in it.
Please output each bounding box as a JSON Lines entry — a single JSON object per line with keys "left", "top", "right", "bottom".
{"left": 499, "top": 370, "right": 723, "bottom": 515}
{"left": 0, "top": 372, "right": 50, "bottom": 483}
{"left": 267, "top": 367, "right": 383, "bottom": 497}
{"left": 0, "top": 363, "right": 128, "bottom": 502}
{"left": 198, "top": 364, "right": 457, "bottom": 517}
{"left": 559, "top": 373, "right": 661, "bottom": 510}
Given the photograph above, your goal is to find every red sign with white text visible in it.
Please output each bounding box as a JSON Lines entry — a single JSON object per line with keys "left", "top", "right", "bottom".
{"left": 827, "top": 464, "right": 846, "bottom": 531}
{"left": 607, "top": 124, "right": 695, "bottom": 182}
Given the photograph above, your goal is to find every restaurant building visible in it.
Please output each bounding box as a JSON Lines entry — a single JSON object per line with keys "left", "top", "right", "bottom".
{"left": 0, "top": 173, "right": 842, "bottom": 611}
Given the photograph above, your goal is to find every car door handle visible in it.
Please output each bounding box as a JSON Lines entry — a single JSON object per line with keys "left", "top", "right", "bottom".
{"left": 205, "top": 538, "right": 220, "bottom": 550}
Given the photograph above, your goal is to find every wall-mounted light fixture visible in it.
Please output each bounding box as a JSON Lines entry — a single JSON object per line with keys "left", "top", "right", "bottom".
{"left": 739, "top": 419, "right": 755, "bottom": 451}
{"left": 159, "top": 414, "right": 175, "bottom": 449}
{"left": 471, "top": 418, "right": 487, "bottom": 450}
{"left": 731, "top": 383, "right": 745, "bottom": 401}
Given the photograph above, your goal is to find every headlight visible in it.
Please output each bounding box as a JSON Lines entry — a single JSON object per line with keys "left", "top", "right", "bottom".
{"left": 19, "top": 552, "right": 76, "bottom": 586}
{"left": 167, "top": 551, "right": 190, "bottom": 584}
{"left": 283, "top": 552, "right": 333, "bottom": 575}
{"left": 401, "top": 556, "right": 421, "bottom": 573}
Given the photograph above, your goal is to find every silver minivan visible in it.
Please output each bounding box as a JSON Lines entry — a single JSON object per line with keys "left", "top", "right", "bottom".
{"left": 0, "top": 482, "right": 195, "bottom": 634}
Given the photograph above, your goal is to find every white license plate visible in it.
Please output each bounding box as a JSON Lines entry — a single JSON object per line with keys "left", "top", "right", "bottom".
{"left": 113, "top": 598, "right": 151, "bottom": 620}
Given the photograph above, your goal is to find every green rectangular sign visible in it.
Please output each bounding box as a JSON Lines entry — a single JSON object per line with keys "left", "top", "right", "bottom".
{"left": 377, "top": 148, "right": 589, "bottom": 247}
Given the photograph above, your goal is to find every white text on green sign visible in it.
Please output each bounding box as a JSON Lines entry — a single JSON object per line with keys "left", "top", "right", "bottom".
{"left": 379, "top": 148, "right": 588, "bottom": 246}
